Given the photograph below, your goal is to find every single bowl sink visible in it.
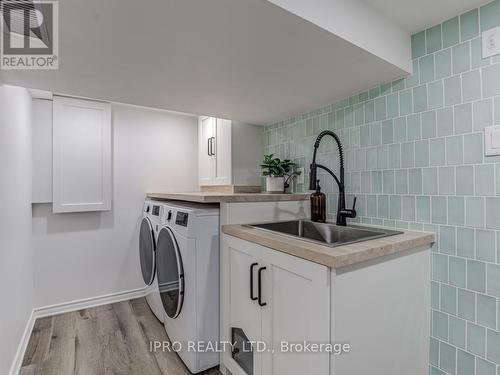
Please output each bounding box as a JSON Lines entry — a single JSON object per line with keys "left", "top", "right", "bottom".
{"left": 247, "top": 220, "right": 403, "bottom": 247}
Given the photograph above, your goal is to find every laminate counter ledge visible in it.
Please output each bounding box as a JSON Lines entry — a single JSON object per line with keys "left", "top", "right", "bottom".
{"left": 222, "top": 224, "right": 435, "bottom": 268}
{"left": 147, "top": 192, "right": 309, "bottom": 203}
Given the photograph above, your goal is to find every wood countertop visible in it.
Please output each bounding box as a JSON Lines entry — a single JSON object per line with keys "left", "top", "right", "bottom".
{"left": 222, "top": 223, "right": 435, "bottom": 268}
{"left": 147, "top": 192, "right": 309, "bottom": 203}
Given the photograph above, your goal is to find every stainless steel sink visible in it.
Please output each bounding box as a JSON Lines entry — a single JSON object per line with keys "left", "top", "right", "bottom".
{"left": 247, "top": 220, "right": 402, "bottom": 247}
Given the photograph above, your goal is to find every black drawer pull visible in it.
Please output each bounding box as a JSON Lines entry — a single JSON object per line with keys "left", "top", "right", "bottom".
{"left": 250, "top": 263, "right": 258, "bottom": 301}
{"left": 210, "top": 137, "right": 216, "bottom": 156}
{"left": 258, "top": 267, "right": 267, "bottom": 307}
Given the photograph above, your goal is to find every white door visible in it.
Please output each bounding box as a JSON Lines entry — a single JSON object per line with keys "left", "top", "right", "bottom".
{"left": 222, "top": 236, "right": 263, "bottom": 375}
{"left": 52, "top": 96, "right": 112, "bottom": 213}
{"left": 199, "top": 117, "right": 215, "bottom": 185}
{"left": 214, "top": 118, "right": 232, "bottom": 185}
{"left": 261, "top": 247, "right": 330, "bottom": 375}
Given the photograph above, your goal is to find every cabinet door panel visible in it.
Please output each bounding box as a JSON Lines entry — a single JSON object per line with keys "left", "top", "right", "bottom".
{"left": 261, "top": 248, "right": 330, "bottom": 375}
{"left": 214, "top": 118, "right": 232, "bottom": 185}
{"left": 199, "top": 117, "right": 215, "bottom": 185}
{"left": 52, "top": 96, "right": 111, "bottom": 213}
{"left": 222, "top": 235, "right": 263, "bottom": 375}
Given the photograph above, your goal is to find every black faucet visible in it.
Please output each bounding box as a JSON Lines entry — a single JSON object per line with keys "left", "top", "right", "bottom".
{"left": 309, "top": 130, "right": 356, "bottom": 226}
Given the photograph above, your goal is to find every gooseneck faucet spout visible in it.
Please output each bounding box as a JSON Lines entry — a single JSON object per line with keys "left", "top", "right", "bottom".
{"left": 309, "top": 130, "right": 356, "bottom": 226}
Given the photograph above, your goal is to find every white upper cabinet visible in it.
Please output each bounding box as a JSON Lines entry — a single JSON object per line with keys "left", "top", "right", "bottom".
{"left": 198, "top": 117, "right": 263, "bottom": 188}
{"left": 214, "top": 118, "right": 232, "bottom": 185}
{"left": 52, "top": 96, "right": 112, "bottom": 213}
{"left": 199, "top": 116, "right": 216, "bottom": 186}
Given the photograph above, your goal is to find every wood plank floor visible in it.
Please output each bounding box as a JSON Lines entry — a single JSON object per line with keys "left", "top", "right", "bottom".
{"left": 20, "top": 298, "right": 221, "bottom": 375}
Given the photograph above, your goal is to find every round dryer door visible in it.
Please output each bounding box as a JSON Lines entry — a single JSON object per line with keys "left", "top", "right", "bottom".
{"left": 156, "top": 227, "right": 184, "bottom": 319}
{"left": 139, "top": 217, "right": 156, "bottom": 286}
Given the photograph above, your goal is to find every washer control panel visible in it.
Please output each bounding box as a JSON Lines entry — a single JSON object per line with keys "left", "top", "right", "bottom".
{"left": 175, "top": 212, "right": 189, "bottom": 227}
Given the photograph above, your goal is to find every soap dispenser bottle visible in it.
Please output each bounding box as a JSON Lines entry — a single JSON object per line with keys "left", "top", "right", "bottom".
{"left": 310, "top": 180, "right": 326, "bottom": 223}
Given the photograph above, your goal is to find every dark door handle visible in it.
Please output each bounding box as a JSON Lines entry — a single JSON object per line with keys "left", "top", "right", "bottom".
{"left": 210, "top": 137, "right": 216, "bottom": 156}
{"left": 258, "top": 267, "right": 267, "bottom": 307}
{"left": 207, "top": 137, "right": 211, "bottom": 156}
{"left": 250, "top": 263, "right": 258, "bottom": 301}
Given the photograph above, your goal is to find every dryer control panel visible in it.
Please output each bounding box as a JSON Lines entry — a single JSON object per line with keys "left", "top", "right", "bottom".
{"left": 175, "top": 212, "right": 189, "bottom": 226}
{"left": 152, "top": 205, "right": 160, "bottom": 216}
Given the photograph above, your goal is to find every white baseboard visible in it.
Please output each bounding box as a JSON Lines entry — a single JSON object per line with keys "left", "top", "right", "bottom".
{"left": 33, "top": 287, "right": 145, "bottom": 318}
{"left": 8, "top": 309, "right": 36, "bottom": 375}
{"left": 9, "top": 288, "right": 145, "bottom": 375}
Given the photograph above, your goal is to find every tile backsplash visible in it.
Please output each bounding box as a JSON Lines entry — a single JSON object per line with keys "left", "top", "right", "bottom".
{"left": 263, "top": 1, "right": 500, "bottom": 373}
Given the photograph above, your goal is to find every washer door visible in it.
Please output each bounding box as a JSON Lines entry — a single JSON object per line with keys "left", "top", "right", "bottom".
{"left": 139, "top": 217, "right": 156, "bottom": 286}
{"left": 156, "top": 226, "right": 184, "bottom": 319}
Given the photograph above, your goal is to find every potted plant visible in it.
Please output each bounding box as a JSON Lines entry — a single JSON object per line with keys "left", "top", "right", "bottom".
{"left": 261, "top": 154, "right": 296, "bottom": 193}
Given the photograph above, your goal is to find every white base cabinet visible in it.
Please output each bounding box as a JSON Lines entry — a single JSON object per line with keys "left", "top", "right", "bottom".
{"left": 221, "top": 235, "right": 330, "bottom": 375}
{"left": 221, "top": 234, "right": 431, "bottom": 375}
{"left": 331, "top": 247, "right": 430, "bottom": 375}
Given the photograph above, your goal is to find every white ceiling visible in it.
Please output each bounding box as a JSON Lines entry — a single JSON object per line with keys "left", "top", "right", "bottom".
{"left": 0, "top": 0, "right": 408, "bottom": 125}
{"left": 364, "top": 0, "right": 491, "bottom": 33}
{"left": 0, "top": 0, "right": 489, "bottom": 124}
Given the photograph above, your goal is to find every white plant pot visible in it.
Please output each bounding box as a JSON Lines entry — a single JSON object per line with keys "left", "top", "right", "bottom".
{"left": 266, "top": 176, "right": 284, "bottom": 193}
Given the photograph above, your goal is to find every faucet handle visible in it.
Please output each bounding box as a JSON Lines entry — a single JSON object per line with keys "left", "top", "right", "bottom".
{"left": 341, "top": 196, "right": 357, "bottom": 219}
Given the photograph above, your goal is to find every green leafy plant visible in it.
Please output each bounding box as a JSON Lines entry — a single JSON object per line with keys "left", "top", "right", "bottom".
{"left": 260, "top": 154, "right": 296, "bottom": 177}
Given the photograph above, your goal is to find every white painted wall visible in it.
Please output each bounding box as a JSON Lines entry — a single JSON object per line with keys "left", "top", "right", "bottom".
{"left": 32, "top": 103, "right": 198, "bottom": 307}
{"left": 0, "top": 85, "right": 34, "bottom": 375}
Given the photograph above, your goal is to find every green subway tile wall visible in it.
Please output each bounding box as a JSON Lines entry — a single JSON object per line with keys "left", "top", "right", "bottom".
{"left": 263, "top": 1, "right": 500, "bottom": 373}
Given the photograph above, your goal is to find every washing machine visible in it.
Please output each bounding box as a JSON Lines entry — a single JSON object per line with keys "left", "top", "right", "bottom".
{"left": 139, "top": 199, "right": 165, "bottom": 323}
{"left": 156, "top": 201, "right": 220, "bottom": 373}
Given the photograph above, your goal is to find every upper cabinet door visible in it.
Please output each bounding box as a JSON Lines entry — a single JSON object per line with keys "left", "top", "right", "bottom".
{"left": 52, "top": 96, "right": 112, "bottom": 213}
{"left": 199, "top": 116, "right": 215, "bottom": 186}
{"left": 214, "top": 118, "right": 232, "bottom": 185}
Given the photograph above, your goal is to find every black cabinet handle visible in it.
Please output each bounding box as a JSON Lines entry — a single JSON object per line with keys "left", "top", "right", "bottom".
{"left": 250, "top": 263, "right": 258, "bottom": 301}
{"left": 210, "top": 137, "right": 216, "bottom": 156}
{"left": 207, "top": 137, "right": 216, "bottom": 156}
{"left": 258, "top": 267, "right": 267, "bottom": 307}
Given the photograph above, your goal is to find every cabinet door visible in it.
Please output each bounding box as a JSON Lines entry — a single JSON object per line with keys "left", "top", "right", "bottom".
{"left": 214, "top": 118, "right": 232, "bottom": 185}
{"left": 52, "top": 96, "right": 112, "bottom": 213}
{"left": 199, "top": 116, "right": 215, "bottom": 185}
{"left": 261, "top": 247, "right": 330, "bottom": 375}
{"left": 222, "top": 235, "right": 263, "bottom": 375}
